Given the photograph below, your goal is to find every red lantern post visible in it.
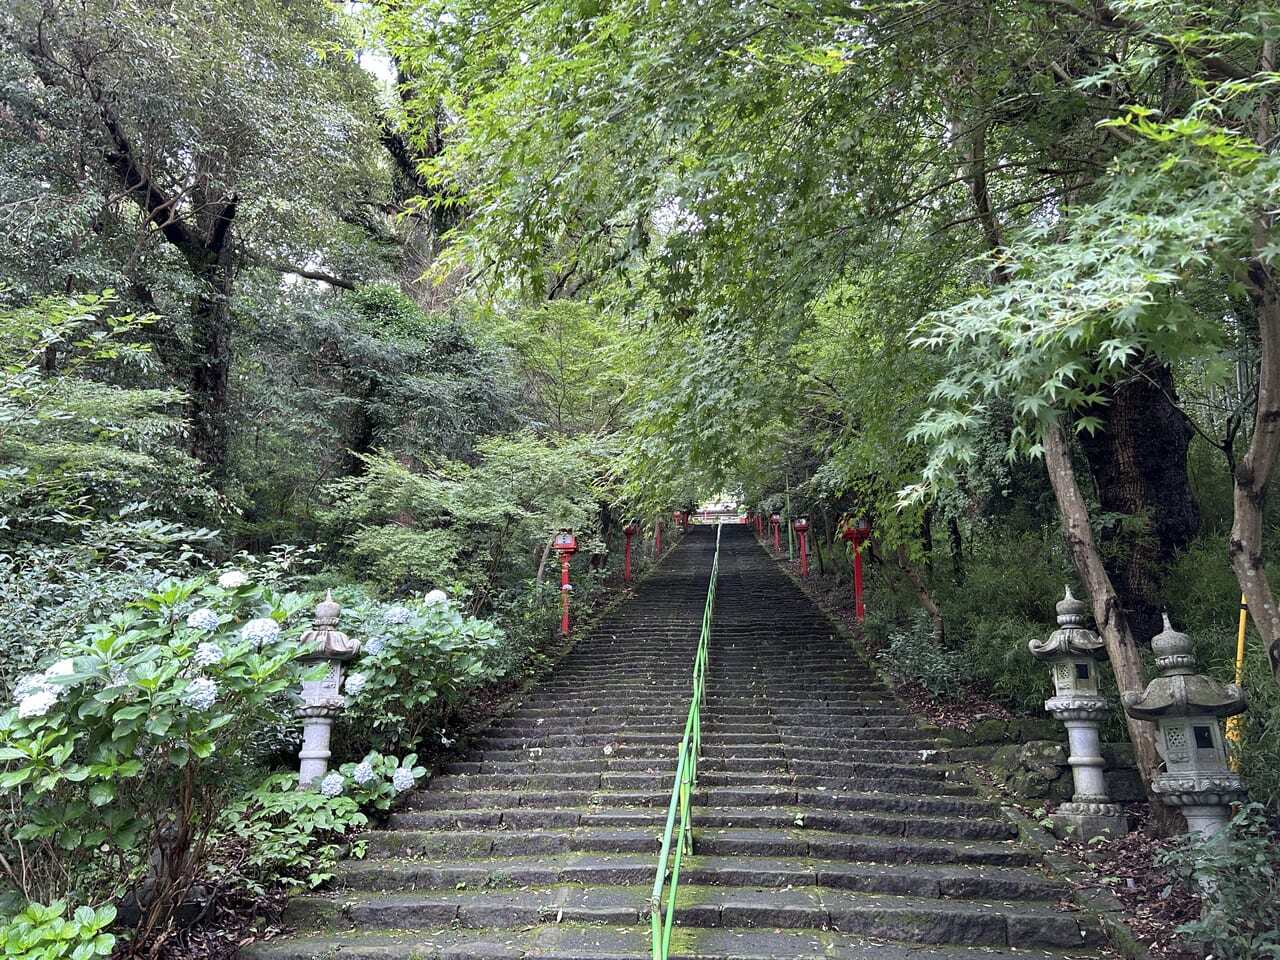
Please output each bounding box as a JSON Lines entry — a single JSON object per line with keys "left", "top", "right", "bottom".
{"left": 839, "top": 517, "right": 871, "bottom": 621}
{"left": 793, "top": 516, "right": 811, "bottom": 576}
{"left": 654, "top": 519, "right": 662, "bottom": 558}
{"left": 552, "top": 531, "right": 577, "bottom": 635}
{"left": 622, "top": 519, "right": 639, "bottom": 582}
{"left": 770, "top": 512, "right": 781, "bottom": 552}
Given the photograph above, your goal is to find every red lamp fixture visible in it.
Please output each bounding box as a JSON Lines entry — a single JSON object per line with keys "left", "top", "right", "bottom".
{"left": 552, "top": 531, "right": 577, "bottom": 635}
{"left": 839, "top": 516, "right": 871, "bottom": 620}
{"left": 792, "top": 516, "right": 811, "bottom": 576}
{"left": 621, "top": 519, "right": 639, "bottom": 583}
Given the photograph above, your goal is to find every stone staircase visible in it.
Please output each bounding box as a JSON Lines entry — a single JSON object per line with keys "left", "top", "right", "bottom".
{"left": 242, "top": 526, "right": 1109, "bottom": 960}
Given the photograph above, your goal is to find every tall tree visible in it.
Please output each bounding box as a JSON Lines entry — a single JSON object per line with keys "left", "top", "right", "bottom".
{"left": 2, "top": 0, "right": 386, "bottom": 487}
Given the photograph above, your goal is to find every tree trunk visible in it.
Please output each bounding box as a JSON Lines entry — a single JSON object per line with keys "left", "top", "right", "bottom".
{"left": 1234, "top": 258, "right": 1280, "bottom": 688}
{"left": 1232, "top": 37, "right": 1280, "bottom": 689}
{"left": 186, "top": 255, "right": 236, "bottom": 488}
{"left": 1044, "top": 422, "right": 1184, "bottom": 835}
{"left": 947, "top": 516, "right": 964, "bottom": 583}
{"left": 1077, "top": 354, "right": 1200, "bottom": 644}
{"left": 892, "top": 544, "right": 945, "bottom": 646}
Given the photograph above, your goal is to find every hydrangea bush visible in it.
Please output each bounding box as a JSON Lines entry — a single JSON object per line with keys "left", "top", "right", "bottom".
{"left": 0, "top": 571, "right": 310, "bottom": 943}
{"left": 323, "top": 751, "right": 425, "bottom": 812}
{"left": 340, "top": 593, "right": 502, "bottom": 755}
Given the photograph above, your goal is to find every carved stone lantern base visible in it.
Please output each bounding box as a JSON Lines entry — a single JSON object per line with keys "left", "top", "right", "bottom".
{"left": 1051, "top": 800, "right": 1128, "bottom": 842}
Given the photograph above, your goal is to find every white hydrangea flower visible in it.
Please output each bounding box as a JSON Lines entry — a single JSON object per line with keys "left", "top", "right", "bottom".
{"left": 180, "top": 677, "right": 218, "bottom": 710}
{"left": 363, "top": 636, "right": 385, "bottom": 657}
{"left": 108, "top": 665, "right": 127, "bottom": 686}
{"left": 352, "top": 760, "right": 375, "bottom": 784}
{"left": 241, "top": 617, "right": 280, "bottom": 647}
{"left": 391, "top": 767, "right": 415, "bottom": 792}
{"left": 382, "top": 605, "right": 413, "bottom": 625}
{"left": 13, "top": 673, "right": 50, "bottom": 700}
{"left": 319, "top": 772, "right": 344, "bottom": 797}
{"left": 193, "top": 642, "right": 224, "bottom": 667}
{"left": 344, "top": 673, "right": 367, "bottom": 696}
{"left": 18, "top": 689, "right": 58, "bottom": 719}
{"left": 45, "top": 659, "right": 75, "bottom": 678}
{"left": 186, "top": 608, "right": 219, "bottom": 632}
{"left": 424, "top": 589, "right": 447, "bottom": 606}
{"left": 217, "top": 570, "right": 248, "bottom": 589}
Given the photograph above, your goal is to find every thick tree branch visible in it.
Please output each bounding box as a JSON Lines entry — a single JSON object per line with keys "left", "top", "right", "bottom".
{"left": 272, "top": 262, "right": 357, "bottom": 290}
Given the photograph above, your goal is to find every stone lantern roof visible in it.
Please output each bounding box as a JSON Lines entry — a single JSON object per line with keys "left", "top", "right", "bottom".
{"left": 1121, "top": 615, "right": 1246, "bottom": 721}
{"left": 1028, "top": 588, "right": 1108, "bottom": 662}
{"left": 298, "top": 590, "right": 360, "bottom": 661}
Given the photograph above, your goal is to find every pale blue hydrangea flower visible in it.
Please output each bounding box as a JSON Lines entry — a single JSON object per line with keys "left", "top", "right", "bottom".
{"left": 241, "top": 617, "right": 280, "bottom": 646}
{"left": 424, "top": 589, "right": 447, "bottom": 605}
{"left": 344, "top": 673, "right": 367, "bottom": 696}
{"left": 217, "top": 570, "right": 248, "bottom": 589}
{"left": 319, "top": 772, "right": 344, "bottom": 797}
{"left": 391, "top": 768, "right": 415, "bottom": 792}
{"left": 45, "top": 659, "right": 74, "bottom": 678}
{"left": 193, "top": 642, "right": 223, "bottom": 667}
{"left": 108, "top": 665, "right": 127, "bottom": 686}
{"left": 363, "top": 636, "right": 386, "bottom": 656}
{"left": 186, "top": 608, "right": 219, "bottom": 632}
{"left": 181, "top": 677, "right": 218, "bottom": 710}
{"left": 13, "top": 673, "right": 49, "bottom": 700}
{"left": 17, "top": 689, "right": 58, "bottom": 719}
{"left": 352, "top": 760, "right": 375, "bottom": 784}
{"left": 382, "top": 605, "right": 413, "bottom": 625}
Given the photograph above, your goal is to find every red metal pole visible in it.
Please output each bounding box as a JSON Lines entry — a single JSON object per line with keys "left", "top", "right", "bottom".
{"left": 853, "top": 546, "right": 865, "bottom": 621}
{"left": 655, "top": 522, "right": 661, "bottom": 558}
{"left": 773, "top": 521, "right": 780, "bottom": 552}
{"left": 560, "top": 553, "right": 571, "bottom": 635}
{"left": 624, "top": 532, "right": 633, "bottom": 582}
{"left": 799, "top": 533, "right": 808, "bottom": 576}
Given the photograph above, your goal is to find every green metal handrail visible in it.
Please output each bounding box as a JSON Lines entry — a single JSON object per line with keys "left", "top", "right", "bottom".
{"left": 650, "top": 524, "right": 722, "bottom": 960}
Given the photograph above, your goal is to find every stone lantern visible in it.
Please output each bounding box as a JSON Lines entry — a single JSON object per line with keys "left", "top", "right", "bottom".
{"left": 1122, "top": 615, "right": 1247, "bottom": 836}
{"left": 1028, "top": 588, "right": 1127, "bottom": 840}
{"left": 296, "top": 591, "right": 360, "bottom": 788}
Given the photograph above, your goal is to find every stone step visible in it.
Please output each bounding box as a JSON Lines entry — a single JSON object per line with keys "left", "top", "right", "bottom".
{"left": 240, "top": 922, "right": 1103, "bottom": 960}
{"left": 332, "top": 853, "right": 1062, "bottom": 901}
{"left": 278, "top": 884, "right": 1096, "bottom": 949}
{"left": 361, "top": 826, "right": 1033, "bottom": 866}
{"left": 388, "top": 805, "right": 1015, "bottom": 842}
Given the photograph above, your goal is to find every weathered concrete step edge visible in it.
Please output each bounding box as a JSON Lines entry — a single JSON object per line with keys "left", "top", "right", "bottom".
{"left": 332, "top": 853, "right": 1065, "bottom": 901}
{"left": 238, "top": 922, "right": 1108, "bottom": 960}
{"left": 279, "top": 885, "right": 1099, "bottom": 950}
{"left": 454, "top": 744, "right": 945, "bottom": 765}
{"left": 361, "top": 826, "right": 1036, "bottom": 866}
{"left": 387, "top": 805, "right": 1016, "bottom": 842}
{"left": 424, "top": 763, "right": 958, "bottom": 792}
{"left": 400, "top": 786, "right": 998, "bottom": 817}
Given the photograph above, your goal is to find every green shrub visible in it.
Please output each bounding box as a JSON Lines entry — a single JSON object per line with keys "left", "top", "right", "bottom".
{"left": 1155, "top": 803, "right": 1280, "bottom": 959}
{"left": 211, "top": 773, "right": 369, "bottom": 896}
{"left": 957, "top": 613, "right": 1055, "bottom": 714}
{"left": 875, "top": 615, "right": 970, "bottom": 700}
{"left": 0, "top": 900, "right": 115, "bottom": 960}
{"left": 338, "top": 593, "right": 503, "bottom": 755}
{"left": 0, "top": 571, "right": 310, "bottom": 941}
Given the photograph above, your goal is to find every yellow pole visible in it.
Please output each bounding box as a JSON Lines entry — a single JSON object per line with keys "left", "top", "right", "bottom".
{"left": 1226, "top": 594, "right": 1248, "bottom": 766}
